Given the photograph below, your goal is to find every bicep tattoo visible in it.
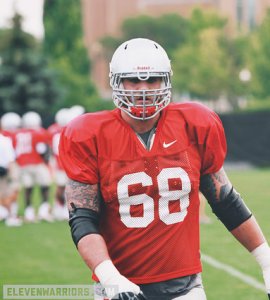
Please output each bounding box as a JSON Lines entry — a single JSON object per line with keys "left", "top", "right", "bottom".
{"left": 200, "top": 167, "right": 232, "bottom": 203}
{"left": 65, "top": 179, "right": 100, "bottom": 212}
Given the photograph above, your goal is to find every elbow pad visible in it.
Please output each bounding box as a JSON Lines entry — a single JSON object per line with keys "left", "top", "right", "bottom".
{"left": 69, "top": 205, "right": 100, "bottom": 247}
{"left": 207, "top": 187, "right": 252, "bottom": 231}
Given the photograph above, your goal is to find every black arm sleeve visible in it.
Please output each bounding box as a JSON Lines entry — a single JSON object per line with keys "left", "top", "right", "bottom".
{"left": 69, "top": 204, "right": 100, "bottom": 247}
{"left": 206, "top": 186, "right": 252, "bottom": 231}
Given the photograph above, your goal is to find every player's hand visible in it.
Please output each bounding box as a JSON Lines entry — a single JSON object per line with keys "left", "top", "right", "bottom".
{"left": 94, "top": 260, "right": 141, "bottom": 298}
{"left": 112, "top": 291, "right": 147, "bottom": 299}
{"left": 104, "top": 273, "right": 141, "bottom": 297}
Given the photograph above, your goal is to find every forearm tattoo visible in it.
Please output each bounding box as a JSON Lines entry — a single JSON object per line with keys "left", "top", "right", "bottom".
{"left": 65, "top": 179, "right": 100, "bottom": 212}
{"left": 200, "top": 167, "right": 233, "bottom": 203}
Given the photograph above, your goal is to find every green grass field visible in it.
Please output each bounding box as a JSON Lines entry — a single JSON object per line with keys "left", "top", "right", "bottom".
{"left": 1, "top": 168, "right": 270, "bottom": 300}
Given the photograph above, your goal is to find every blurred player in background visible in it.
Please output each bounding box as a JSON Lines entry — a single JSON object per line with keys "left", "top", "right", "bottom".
{"left": 0, "top": 124, "right": 22, "bottom": 226}
{"left": 48, "top": 106, "right": 85, "bottom": 221}
{"left": 59, "top": 38, "right": 270, "bottom": 300}
{"left": 15, "top": 111, "right": 52, "bottom": 222}
{"left": 0, "top": 112, "right": 22, "bottom": 226}
{"left": 48, "top": 108, "right": 71, "bottom": 221}
{"left": 69, "top": 105, "right": 85, "bottom": 118}
{"left": 0, "top": 132, "right": 16, "bottom": 223}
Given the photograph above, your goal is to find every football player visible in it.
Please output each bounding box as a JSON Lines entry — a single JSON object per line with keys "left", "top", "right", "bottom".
{"left": 0, "top": 127, "right": 22, "bottom": 226}
{"left": 0, "top": 112, "right": 22, "bottom": 226}
{"left": 17, "top": 111, "right": 53, "bottom": 222}
{"left": 59, "top": 38, "right": 270, "bottom": 299}
{"left": 48, "top": 108, "right": 71, "bottom": 221}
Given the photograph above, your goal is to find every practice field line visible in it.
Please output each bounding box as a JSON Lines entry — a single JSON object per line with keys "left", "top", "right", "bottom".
{"left": 201, "top": 253, "right": 265, "bottom": 291}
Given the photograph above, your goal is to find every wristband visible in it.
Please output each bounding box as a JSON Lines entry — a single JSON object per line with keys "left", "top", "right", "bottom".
{"left": 251, "top": 242, "right": 270, "bottom": 295}
{"left": 251, "top": 242, "right": 270, "bottom": 270}
{"left": 94, "top": 260, "right": 140, "bottom": 297}
{"left": 94, "top": 260, "right": 120, "bottom": 285}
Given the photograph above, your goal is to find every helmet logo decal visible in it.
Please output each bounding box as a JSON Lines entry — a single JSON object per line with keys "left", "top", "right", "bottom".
{"left": 135, "top": 66, "right": 151, "bottom": 70}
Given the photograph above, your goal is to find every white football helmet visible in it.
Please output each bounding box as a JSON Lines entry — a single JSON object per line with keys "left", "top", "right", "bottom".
{"left": 109, "top": 38, "right": 172, "bottom": 120}
{"left": 22, "top": 111, "right": 42, "bottom": 129}
{"left": 55, "top": 108, "right": 72, "bottom": 127}
{"left": 70, "top": 105, "right": 85, "bottom": 117}
{"left": 1, "top": 112, "right": 21, "bottom": 130}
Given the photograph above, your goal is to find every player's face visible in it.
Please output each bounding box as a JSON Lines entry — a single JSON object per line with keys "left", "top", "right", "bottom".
{"left": 119, "top": 77, "right": 165, "bottom": 122}
{"left": 122, "top": 77, "right": 162, "bottom": 105}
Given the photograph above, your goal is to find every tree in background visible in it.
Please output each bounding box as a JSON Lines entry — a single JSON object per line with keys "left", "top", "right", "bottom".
{"left": 43, "top": 0, "right": 110, "bottom": 112}
{"left": 172, "top": 28, "right": 231, "bottom": 101}
{"left": 100, "top": 9, "right": 246, "bottom": 109}
{"left": 223, "top": 34, "right": 252, "bottom": 107}
{"left": 248, "top": 9, "right": 270, "bottom": 101}
{"left": 188, "top": 8, "right": 226, "bottom": 40}
{"left": 171, "top": 9, "right": 252, "bottom": 109}
{"left": 122, "top": 14, "right": 189, "bottom": 57}
{"left": 39, "top": 3, "right": 270, "bottom": 112}
{"left": 100, "top": 13, "right": 189, "bottom": 61}
{"left": 0, "top": 14, "right": 60, "bottom": 116}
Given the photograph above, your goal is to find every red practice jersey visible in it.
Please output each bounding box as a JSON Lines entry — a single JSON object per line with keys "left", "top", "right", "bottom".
{"left": 59, "top": 102, "right": 227, "bottom": 284}
{"left": 14, "top": 127, "right": 50, "bottom": 166}
{"left": 1, "top": 129, "right": 17, "bottom": 144}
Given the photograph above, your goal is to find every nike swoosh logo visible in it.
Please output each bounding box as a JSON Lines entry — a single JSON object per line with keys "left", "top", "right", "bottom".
{"left": 163, "top": 140, "right": 177, "bottom": 148}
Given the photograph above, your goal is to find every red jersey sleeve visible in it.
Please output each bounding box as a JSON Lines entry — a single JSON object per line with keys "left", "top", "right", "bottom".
{"left": 59, "top": 116, "right": 99, "bottom": 184}
{"left": 193, "top": 104, "right": 227, "bottom": 175}
{"left": 177, "top": 102, "right": 226, "bottom": 175}
{"left": 200, "top": 116, "right": 226, "bottom": 174}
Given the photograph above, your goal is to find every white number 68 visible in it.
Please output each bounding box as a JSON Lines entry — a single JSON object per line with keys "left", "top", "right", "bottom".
{"left": 117, "top": 167, "right": 191, "bottom": 228}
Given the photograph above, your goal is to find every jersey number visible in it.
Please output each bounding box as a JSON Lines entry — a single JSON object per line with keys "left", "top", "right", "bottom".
{"left": 15, "top": 132, "right": 32, "bottom": 156}
{"left": 117, "top": 167, "right": 191, "bottom": 228}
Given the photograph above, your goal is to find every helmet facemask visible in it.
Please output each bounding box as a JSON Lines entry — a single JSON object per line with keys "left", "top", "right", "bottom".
{"left": 109, "top": 38, "right": 172, "bottom": 120}
{"left": 110, "top": 72, "right": 171, "bottom": 120}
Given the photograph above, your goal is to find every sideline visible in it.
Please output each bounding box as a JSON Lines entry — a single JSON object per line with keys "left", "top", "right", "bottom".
{"left": 201, "top": 253, "right": 265, "bottom": 291}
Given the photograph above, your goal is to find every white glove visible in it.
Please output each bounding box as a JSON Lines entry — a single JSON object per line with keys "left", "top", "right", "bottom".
{"left": 251, "top": 242, "right": 270, "bottom": 294}
{"left": 94, "top": 260, "right": 141, "bottom": 298}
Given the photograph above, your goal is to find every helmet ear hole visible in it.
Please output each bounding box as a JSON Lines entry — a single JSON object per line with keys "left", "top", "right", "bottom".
{"left": 109, "top": 38, "right": 172, "bottom": 120}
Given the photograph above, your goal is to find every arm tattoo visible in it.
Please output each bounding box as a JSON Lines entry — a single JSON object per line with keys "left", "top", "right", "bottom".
{"left": 200, "top": 167, "right": 233, "bottom": 203}
{"left": 65, "top": 179, "right": 100, "bottom": 213}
